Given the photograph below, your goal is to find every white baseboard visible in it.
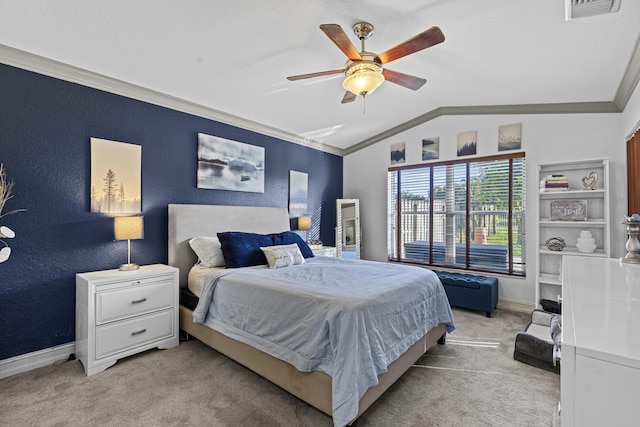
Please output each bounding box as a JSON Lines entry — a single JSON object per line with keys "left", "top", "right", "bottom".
{"left": 0, "top": 342, "right": 75, "bottom": 379}
{"left": 0, "top": 302, "right": 533, "bottom": 380}
{"left": 497, "top": 299, "right": 535, "bottom": 314}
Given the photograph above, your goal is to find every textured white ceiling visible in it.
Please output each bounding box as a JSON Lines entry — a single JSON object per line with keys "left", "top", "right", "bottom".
{"left": 1, "top": 0, "right": 639, "bottom": 151}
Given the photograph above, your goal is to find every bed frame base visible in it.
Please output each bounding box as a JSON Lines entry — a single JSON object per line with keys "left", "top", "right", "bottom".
{"left": 179, "top": 305, "right": 447, "bottom": 423}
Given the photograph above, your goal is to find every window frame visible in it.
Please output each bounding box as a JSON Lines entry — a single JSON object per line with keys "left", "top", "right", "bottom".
{"left": 388, "top": 152, "right": 525, "bottom": 276}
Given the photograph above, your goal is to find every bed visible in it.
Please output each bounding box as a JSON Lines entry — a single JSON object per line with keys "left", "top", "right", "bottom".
{"left": 168, "top": 204, "right": 454, "bottom": 427}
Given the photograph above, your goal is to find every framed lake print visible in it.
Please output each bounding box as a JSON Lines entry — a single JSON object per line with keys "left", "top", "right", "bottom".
{"left": 90, "top": 138, "right": 141, "bottom": 215}
{"left": 288, "top": 170, "right": 308, "bottom": 217}
{"left": 422, "top": 137, "right": 439, "bottom": 161}
{"left": 498, "top": 123, "right": 522, "bottom": 151}
{"left": 197, "top": 133, "right": 265, "bottom": 193}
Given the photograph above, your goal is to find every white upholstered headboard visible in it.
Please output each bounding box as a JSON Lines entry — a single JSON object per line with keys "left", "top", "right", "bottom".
{"left": 168, "top": 204, "right": 291, "bottom": 286}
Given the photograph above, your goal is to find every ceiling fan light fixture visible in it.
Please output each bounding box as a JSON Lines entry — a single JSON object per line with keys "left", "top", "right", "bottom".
{"left": 342, "top": 63, "right": 385, "bottom": 96}
{"left": 287, "top": 23, "right": 443, "bottom": 103}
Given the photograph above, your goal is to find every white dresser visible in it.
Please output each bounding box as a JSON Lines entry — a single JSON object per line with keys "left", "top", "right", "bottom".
{"left": 561, "top": 256, "right": 640, "bottom": 426}
{"left": 76, "top": 264, "right": 179, "bottom": 376}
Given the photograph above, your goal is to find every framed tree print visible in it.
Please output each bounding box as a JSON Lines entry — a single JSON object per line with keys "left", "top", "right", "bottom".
{"left": 90, "top": 138, "right": 141, "bottom": 215}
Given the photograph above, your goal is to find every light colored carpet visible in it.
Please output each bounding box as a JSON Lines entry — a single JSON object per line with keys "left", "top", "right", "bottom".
{"left": 0, "top": 308, "right": 560, "bottom": 426}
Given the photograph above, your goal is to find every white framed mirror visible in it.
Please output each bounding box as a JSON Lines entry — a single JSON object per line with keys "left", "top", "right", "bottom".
{"left": 336, "top": 199, "right": 360, "bottom": 259}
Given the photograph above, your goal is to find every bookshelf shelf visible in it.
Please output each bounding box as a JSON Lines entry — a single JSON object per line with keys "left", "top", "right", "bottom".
{"left": 535, "top": 158, "right": 610, "bottom": 308}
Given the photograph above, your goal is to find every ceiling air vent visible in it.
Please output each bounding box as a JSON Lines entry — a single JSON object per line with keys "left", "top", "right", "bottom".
{"left": 565, "top": 0, "right": 621, "bottom": 20}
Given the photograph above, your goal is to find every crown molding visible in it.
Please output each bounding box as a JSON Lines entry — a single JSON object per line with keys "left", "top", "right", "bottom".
{"left": 615, "top": 33, "right": 640, "bottom": 111}
{"left": 2, "top": 41, "right": 638, "bottom": 159}
{"left": 343, "top": 102, "right": 621, "bottom": 155}
{"left": 346, "top": 33, "right": 640, "bottom": 156}
{"left": 0, "top": 44, "right": 344, "bottom": 157}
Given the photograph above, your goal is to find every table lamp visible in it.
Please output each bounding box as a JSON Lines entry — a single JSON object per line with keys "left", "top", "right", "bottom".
{"left": 114, "top": 216, "right": 144, "bottom": 270}
{"left": 297, "top": 215, "right": 311, "bottom": 242}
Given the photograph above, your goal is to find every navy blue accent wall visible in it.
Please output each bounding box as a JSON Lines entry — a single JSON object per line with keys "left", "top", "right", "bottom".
{"left": 0, "top": 64, "right": 342, "bottom": 360}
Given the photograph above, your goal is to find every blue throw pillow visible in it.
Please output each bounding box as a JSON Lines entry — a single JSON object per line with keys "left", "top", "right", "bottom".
{"left": 271, "top": 231, "right": 314, "bottom": 258}
{"left": 217, "top": 231, "right": 274, "bottom": 268}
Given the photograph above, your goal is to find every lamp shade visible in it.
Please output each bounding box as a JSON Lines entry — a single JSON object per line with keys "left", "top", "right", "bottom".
{"left": 342, "top": 63, "right": 385, "bottom": 96}
{"left": 114, "top": 216, "right": 144, "bottom": 241}
{"left": 297, "top": 216, "right": 311, "bottom": 231}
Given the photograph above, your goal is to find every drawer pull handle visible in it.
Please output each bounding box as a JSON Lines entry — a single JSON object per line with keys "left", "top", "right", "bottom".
{"left": 131, "top": 298, "right": 147, "bottom": 304}
{"left": 131, "top": 329, "right": 147, "bottom": 336}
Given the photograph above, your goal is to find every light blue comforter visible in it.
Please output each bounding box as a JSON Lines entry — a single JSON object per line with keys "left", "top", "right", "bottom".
{"left": 193, "top": 256, "right": 454, "bottom": 427}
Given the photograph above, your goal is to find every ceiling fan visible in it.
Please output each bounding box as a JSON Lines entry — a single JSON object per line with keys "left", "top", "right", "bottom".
{"left": 287, "top": 22, "right": 445, "bottom": 104}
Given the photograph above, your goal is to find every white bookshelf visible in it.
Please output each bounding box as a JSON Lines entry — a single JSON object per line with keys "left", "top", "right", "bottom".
{"left": 535, "top": 158, "right": 610, "bottom": 308}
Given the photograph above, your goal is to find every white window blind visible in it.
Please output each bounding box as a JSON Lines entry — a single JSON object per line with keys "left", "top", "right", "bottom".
{"left": 388, "top": 152, "right": 525, "bottom": 276}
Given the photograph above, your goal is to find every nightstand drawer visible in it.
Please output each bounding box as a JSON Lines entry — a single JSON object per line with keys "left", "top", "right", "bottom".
{"left": 96, "top": 280, "right": 174, "bottom": 324}
{"left": 95, "top": 309, "right": 174, "bottom": 359}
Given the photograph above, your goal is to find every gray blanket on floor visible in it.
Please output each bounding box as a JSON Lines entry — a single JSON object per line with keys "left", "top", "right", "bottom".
{"left": 550, "top": 314, "right": 562, "bottom": 349}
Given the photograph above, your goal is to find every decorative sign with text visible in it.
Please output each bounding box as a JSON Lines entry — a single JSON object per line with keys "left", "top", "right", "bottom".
{"left": 549, "top": 200, "right": 587, "bottom": 221}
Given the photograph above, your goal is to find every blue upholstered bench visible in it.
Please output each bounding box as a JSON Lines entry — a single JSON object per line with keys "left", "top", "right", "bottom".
{"left": 433, "top": 270, "right": 498, "bottom": 317}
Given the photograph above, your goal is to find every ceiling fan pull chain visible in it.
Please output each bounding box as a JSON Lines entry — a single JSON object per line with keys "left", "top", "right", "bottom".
{"left": 362, "top": 94, "right": 366, "bottom": 115}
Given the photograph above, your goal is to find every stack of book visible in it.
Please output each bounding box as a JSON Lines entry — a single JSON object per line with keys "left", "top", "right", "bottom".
{"left": 541, "top": 175, "right": 569, "bottom": 191}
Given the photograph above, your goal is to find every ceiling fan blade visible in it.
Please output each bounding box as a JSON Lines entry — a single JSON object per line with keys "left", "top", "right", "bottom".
{"left": 320, "top": 24, "right": 362, "bottom": 61}
{"left": 375, "top": 26, "right": 445, "bottom": 64}
{"left": 382, "top": 69, "right": 427, "bottom": 90}
{"left": 287, "top": 69, "right": 344, "bottom": 81}
{"left": 341, "top": 91, "right": 357, "bottom": 104}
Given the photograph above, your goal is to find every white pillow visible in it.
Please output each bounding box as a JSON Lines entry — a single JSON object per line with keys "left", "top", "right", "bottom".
{"left": 189, "top": 236, "right": 225, "bottom": 267}
{"left": 260, "top": 244, "right": 305, "bottom": 269}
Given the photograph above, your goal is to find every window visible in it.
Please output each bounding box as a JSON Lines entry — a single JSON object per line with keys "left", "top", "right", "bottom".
{"left": 388, "top": 152, "right": 525, "bottom": 276}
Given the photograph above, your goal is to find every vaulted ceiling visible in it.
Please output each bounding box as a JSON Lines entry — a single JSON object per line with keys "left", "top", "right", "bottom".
{"left": 1, "top": 1, "right": 639, "bottom": 155}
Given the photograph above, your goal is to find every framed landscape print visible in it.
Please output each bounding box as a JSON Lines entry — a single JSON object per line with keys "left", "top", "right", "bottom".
{"left": 288, "top": 170, "right": 308, "bottom": 217}
{"left": 197, "top": 133, "right": 265, "bottom": 193}
{"left": 457, "top": 131, "right": 477, "bottom": 156}
{"left": 390, "top": 142, "right": 405, "bottom": 164}
{"left": 422, "top": 137, "right": 439, "bottom": 160}
{"left": 498, "top": 123, "right": 522, "bottom": 151}
{"left": 90, "top": 138, "right": 141, "bottom": 215}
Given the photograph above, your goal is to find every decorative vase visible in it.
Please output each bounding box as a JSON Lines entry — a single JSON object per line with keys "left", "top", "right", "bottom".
{"left": 575, "top": 230, "right": 597, "bottom": 253}
{"left": 621, "top": 222, "right": 640, "bottom": 263}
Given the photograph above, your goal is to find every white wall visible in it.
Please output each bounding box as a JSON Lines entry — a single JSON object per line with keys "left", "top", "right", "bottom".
{"left": 344, "top": 112, "right": 628, "bottom": 307}
{"left": 623, "top": 82, "right": 640, "bottom": 139}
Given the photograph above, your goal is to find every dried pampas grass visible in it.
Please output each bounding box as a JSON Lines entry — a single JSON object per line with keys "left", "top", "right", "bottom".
{"left": 0, "top": 164, "right": 25, "bottom": 263}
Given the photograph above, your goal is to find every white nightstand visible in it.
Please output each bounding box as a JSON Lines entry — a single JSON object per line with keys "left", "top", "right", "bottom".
{"left": 311, "top": 246, "right": 336, "bottom": 257}
{"left": 75, "top": 264, "right": 179, "bottom": 376}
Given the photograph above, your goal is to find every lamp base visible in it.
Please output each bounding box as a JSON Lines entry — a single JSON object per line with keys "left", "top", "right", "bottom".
{"left": 119, "top": 263, "right": 140, "bottom": 271}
